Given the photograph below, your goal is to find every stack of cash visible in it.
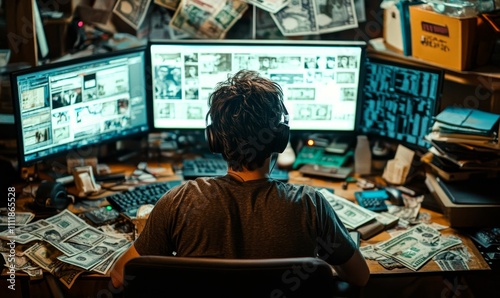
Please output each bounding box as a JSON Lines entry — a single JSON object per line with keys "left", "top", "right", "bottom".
{"left": 0, "top": 210, "right": 132, "bottom": 288}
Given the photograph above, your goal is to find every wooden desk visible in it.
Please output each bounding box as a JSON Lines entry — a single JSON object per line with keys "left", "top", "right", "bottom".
{"left": 2, "top": 163, "right": 493, "bottom": 298}
{"left": 287, "top": 171, "right": 491, "bottom": 275}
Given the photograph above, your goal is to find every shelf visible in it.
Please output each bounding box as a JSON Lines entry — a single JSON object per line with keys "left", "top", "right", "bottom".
{"left": 367, "top": 39, "right": 500, "bottom": 83}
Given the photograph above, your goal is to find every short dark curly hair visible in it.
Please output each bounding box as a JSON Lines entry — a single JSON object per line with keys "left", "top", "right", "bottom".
{"left": 207, "top": 70, "right": 287, "bottom": 171}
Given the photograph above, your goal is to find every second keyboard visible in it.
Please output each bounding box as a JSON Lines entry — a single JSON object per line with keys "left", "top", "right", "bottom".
{"left": 106, "top": 180, "right": 182, "bottom": 217}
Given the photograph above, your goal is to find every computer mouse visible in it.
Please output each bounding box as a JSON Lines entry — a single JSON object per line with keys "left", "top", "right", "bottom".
{"left": 385, "top": 187, "right": 403, "bottom": 206}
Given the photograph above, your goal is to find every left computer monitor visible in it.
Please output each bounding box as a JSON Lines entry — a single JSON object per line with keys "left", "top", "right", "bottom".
{"left": 11, "top": 47, "right": 150, "bottom": 167}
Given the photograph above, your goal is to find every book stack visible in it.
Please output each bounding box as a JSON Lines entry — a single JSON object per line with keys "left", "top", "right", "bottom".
{"left": 423, "top": 106, "right": 500, "bottom": 181}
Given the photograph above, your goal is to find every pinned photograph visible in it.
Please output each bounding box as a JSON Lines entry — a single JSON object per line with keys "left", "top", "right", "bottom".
{"left": 113, "top": 0, "right": 152, "bottom": 29}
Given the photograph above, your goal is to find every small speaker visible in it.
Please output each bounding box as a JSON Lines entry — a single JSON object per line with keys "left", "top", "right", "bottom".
{"left": 35, "top": 181, "right": 71, "bottom": 210}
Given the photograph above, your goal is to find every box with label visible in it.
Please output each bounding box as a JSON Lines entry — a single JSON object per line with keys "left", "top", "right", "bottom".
{"left": 409, "top": 5, "right": 477, "bottom": 71}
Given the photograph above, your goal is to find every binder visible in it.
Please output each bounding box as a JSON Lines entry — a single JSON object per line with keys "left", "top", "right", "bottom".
{"left": 434, "top": 106, "right": 500, "bottom": 137}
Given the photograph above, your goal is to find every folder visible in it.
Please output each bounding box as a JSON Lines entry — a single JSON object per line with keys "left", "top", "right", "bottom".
{"left": 434, "top": 106, "right": 500, "bottom": 137}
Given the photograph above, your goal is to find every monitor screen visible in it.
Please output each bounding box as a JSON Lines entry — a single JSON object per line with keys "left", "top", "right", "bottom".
{"left": 11, "top": 47, "right": 150, "bottom": 167}
{"left": 149, "top": 40, "right": 366, "bottom": 132}
{"left": 359, "top": 57, "right": 444, "bottom": 149}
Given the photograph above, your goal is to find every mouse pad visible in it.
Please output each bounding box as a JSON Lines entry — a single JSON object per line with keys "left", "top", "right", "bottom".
{"left": 437, "top": 177, "right": 500, "bottom": 205}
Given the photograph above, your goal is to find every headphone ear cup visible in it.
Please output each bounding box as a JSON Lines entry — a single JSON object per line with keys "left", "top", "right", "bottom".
{"left": 205, "top": 124, "right": 222, "bottom": 154}
{"left": 273, "top": 123, "right": 290, "bottom": 153}
{"left": 35, "top": 181, "right": 70, "bottom": 210}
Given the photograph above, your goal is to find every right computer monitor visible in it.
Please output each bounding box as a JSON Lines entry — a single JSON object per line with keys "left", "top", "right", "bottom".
{"left": 359, "top": 57, "right": 444, "bottom": 149}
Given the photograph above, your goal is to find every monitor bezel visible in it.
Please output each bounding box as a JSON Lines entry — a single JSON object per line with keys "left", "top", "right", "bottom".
{"left": 359, "top": 55, "right": 445, "bottom": 150}
{"left": 11, "top": 46, "right": 151, "bottom": 167}
{"left": 146, "top": 39, "right": 367, "bottom": 136}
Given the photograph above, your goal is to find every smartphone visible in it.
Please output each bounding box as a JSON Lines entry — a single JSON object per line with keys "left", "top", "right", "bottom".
{"left": 349, "top": 231, "right": 361, "bottom": 248}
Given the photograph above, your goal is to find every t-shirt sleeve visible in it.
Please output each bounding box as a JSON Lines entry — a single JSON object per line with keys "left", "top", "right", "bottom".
{"left": 133, "top": 192, "right": 175, "bottom": 256}
{"left": 315, "top": 192, "right": 357, "bottom": 265}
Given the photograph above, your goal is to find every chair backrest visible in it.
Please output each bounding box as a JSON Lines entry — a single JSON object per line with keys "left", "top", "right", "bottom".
{"left": 123, "top": 256, "right": 339, "bottom": 298}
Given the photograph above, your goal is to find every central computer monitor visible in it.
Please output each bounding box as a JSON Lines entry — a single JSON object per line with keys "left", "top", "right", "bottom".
{"left": 359, "top": 56, "right": 444, "bottom": 149}
{"left": 11, "top": 47, "right": 150, "bottom": 167}
{"left": 148, "top": 40, "right": 366, "bottom": 133}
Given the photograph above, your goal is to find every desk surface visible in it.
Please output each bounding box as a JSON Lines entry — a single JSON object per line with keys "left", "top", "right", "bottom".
{"left": 6, "top": 161, "right": 492, "bottom": 281}
{"left": 286, "top": 170, "right": 491, "bottom": 275}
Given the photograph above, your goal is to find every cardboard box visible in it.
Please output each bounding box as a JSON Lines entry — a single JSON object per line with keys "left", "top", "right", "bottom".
{"left": 409, "top": 5, "right": 477, "bottom": 71}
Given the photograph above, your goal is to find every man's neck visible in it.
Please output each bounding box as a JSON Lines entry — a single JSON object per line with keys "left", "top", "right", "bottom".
{"left": 227, "top": 159, "right": 270, "bottom": 182}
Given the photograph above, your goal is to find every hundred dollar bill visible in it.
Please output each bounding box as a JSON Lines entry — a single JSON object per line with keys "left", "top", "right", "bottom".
{"left": 375, "top": 224, "right": 462, "bottom": 271}
{"left": 271, "top": 0, "right": 318, "bottom": 36}
{"left": 64, "top": 226, "right": 106, "bottom": 247}
{"left": 24, "top": 242, "right": 64, "bottom": 273}
{"left": 319, "top": 189, "right": 376, "bottom": 229}
{"left": 248, "top": 0, "right": 290, "bottom": 13}
{"left": 313, "top": 0, "right": 358, "bottom": 34}
{"left": 170, "top": 0, "right": 249, "bottom": 39}
{"left": 46, "top": 209, "right": 88, "bottom": 227}
{"left": 31, "top": 210, "right": 90, "bottom": 256}
{"left": 92, "top": 242, "right": 131, "bottom": 275}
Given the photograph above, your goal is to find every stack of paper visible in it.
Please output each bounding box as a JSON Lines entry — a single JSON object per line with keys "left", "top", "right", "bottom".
{"left": 424, "top": 106, "right": 500, "bottom": 180}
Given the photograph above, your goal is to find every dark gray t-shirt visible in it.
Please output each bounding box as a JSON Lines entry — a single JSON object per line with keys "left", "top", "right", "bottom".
{"left": 134, "top": 176, "right": 356, "bottom": 265}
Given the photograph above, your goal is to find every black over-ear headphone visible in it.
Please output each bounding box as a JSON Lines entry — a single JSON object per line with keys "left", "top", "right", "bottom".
{"left": 35, "top": 181, "right": 72, "bottom": 210}
{"left": 205, "top": 101, "right": 290, "bottom": 154}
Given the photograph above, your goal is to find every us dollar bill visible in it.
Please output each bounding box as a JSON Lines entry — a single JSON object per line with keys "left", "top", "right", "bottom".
{"left": 113, "top": 0, "right": 152, "bottom": 29}
{"left": 58, "top": 235, "right": 131, "bottom": 270}
{"left": 170, "top": 0, "right": 248, "bottom": 39}
{"left": 92, "top": 242, "right": 131, "bottom": 275}
{"left": 319, "top": 189, "right": 376, "bottom": 229}
{"left": 53, "top": 262, "right": 86, "bottom": 289}
{"left": 0, "top": 212, "right": 35, "bottom": 226}
{"left": 313, "top": 0, "right": 358, "bottom": 34}
{"left": 24, "top": 242, "right": 64, "bottom": 273}
{"left": 375, "top": 224, "right": 462, "bottom": 271}
{"left": 435, "top": 259, "right": 469, "bottom": 271}
{"left": 271, "top": 0, "right": 318, "bottom": 36}
{"left": 0, "top": 219, "right": 50, "bottom": 244}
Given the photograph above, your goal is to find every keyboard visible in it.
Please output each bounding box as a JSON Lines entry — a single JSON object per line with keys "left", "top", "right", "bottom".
{"left": 182, "top": 158, "right": 289, "bottom": 181}
{"left": 106, "top": 180, "right": 182, "bottom": 217}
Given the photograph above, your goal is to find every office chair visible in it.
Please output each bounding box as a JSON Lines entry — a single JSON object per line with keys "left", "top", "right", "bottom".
{"left": 123, "top": 256, "right": 354, "bottom": 298}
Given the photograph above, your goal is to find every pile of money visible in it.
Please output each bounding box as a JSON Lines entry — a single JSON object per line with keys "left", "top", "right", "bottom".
{"left": 0, "top": 210, "right": 132, "bottom": 288}
{"left": 154, "top": 0, "right": 360, "bottom": 38}
{"left": 374, "top": 224, "right": 463, "bottom": 271}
